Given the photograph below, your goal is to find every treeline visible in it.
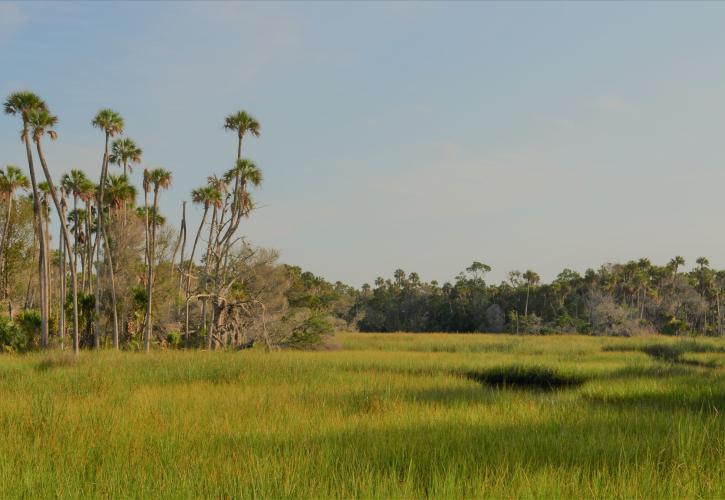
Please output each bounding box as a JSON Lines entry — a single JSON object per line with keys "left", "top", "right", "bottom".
{"left": 289, "top": 259, "right": 725, "bottom": 337}
{"left": 1, "top": 91, "right": 331, "bottom": 353}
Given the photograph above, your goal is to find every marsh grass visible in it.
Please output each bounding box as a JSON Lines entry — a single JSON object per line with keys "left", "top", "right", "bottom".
{"left": 0, "top": 333, "right": 723, "bottom": 498}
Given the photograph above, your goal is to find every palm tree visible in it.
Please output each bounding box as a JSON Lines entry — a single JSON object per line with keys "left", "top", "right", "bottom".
{"left": 109, "top": 137, "right": 142, "bottom": 177}
{"left": 105, "top": 174, "right": 137, "bottom": 218}
{"left": 224, "top": 110, "right": 260, "bottom": 160}
{"left": 669, "top": 256, "right": 685, "bottom": 276}
{"left": 184, "top": 185, "right": 222, "bottom": 338}
{"left": 4, "top": 91, "right": 50, "bottom": 347}
{"left": 27, "top": 107, "right": 80, "bottom": 354}
{"left": 523, "top": 269, "right": 540, "bottom": 319}
{"left": 92, "top": 108, "right": 124, "bottom": 349}
{"left": 223, "top": 158, "right": 262, "bottom": 216}
{"left": 223, "top": 111, "right": 260, "bottom": 219}
{"left": 143, "top": 168, "right": 172, "bottom": 352}
{"left": 109, "top": 138, "right": 142, "bottom": 224}
{"left": 0, "top": 166, "right": 29, "bottom": 304}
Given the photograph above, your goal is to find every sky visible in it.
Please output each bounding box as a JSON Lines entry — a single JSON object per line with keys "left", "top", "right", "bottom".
{"left": 2, "top": 1, "right": 725, "bottom": 287}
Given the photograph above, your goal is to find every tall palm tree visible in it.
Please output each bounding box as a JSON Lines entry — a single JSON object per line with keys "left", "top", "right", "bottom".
{"left": 92, "top": 108, "right": 124, "bottom": 349}
{"left": 223, "top": 111, "right": 260, "bottom": 218}
{"left": 109, "top": 137, "right": 142, "bottom": 177}
{"left": 0, "top": 166, "right": 29, "bottom": 304}
{"left": 143, "top": 168, "right": 172, "bottom": 352}
{"left": 183, "top": 185, "right": 221, "bottom": 338}
{"left": 224, "top": 110, "right": 260, "bottom": 160}
{"left": 4, "top": 91, "right": 50, "bottom": 347}
{"left": 27, "top": 107, "right": 80, "bottom": 354}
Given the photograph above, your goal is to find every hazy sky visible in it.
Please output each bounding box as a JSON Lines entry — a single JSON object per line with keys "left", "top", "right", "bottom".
{"left": 2, "top": 1, "right": 725, "bottom": 286}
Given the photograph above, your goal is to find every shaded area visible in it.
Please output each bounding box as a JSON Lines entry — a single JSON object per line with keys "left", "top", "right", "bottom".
{"left": 461, "top": 365, "right": 586, "bottom": 391}
{"left": 603, "top": 341, "right": 725, "bottom": 367}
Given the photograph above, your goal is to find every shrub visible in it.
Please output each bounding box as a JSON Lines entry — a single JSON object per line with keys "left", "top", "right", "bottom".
{"left": 0, "top": 316, "right": 27, "bottom": 353}
{"left": 166, "top": 331, "right": 182, "bottom": 349}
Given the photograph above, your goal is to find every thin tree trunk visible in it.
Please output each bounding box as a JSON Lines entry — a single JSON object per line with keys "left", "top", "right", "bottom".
{"left": 43, "top": 211, "right": 51, "bottom": 339}
{"left": 96, "top": 132, "right": 120, "bottom": 348}
{"left": 143, "top": 187, "right": 151, "bottom": 352}
{"left": 0, "top": 196, "right": 13, "bottom": 300}
{"left": 170, "top": 201, "right": 186, "bottom": 287}
{"left": 184, "top": 205, "right": 208, "bottom": 341}
{"left": 23, "top": 132, "right": 49, "bottom": 348}
{"left": 33, "top": 138, "right": 80, "bottom": 354}
{"left": 59, "top": 204, "right": 66, "bottom": 350}
{"left": 24, "top": 227, "right": 37, "bottom": 310}
{"left": 202, "top": 206, "right": 218, "bottom": 344}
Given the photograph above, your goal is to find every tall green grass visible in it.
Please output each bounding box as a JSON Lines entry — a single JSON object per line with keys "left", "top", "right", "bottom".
{"left": 0, "top": 333, "right": 723, "bottom": 498}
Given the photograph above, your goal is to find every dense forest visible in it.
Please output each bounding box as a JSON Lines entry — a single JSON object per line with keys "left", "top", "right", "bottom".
{"left": 296, "top": 258, "right": 725, "bottom": 337}
{"left": 2, "top": 91, "right": 723, "bottom": 354}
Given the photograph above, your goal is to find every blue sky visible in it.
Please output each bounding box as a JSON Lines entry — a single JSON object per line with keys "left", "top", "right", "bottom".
{"left": 2, "top": 1, "right": 725, "bottom": 286}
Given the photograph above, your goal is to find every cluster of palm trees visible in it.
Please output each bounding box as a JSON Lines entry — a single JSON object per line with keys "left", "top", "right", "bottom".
{"left": 3, "top": 90, "right": 268, "bottom": 353}
{"left": 2, "top": 91, "right": 179, "bottom": 353}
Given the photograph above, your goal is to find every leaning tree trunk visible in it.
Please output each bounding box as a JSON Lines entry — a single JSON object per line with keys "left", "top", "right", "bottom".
{"left": 184, "top": 204, "right": 208, "bottom": 341}
{"left": 96, "top": 133, "right": 120, "bottom": 349}
{"left": 143, "top": 188, "right": 151, "bottom": 352}
{"left": 23, "top": 130, "right": 49, "bottom": 348}
{"left": 34, "top": 139, "right": 80, "bottom": 354}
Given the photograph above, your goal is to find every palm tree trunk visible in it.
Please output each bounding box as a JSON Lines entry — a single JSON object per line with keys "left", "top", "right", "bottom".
{"left": 59, "top": 208, "right": 66, "bottom": 349}
{"left": 24, "top": 227, "right": 37, "bottom": 310}
{"left": 23, "top": 131, "right": 49, "bottom": 348}
{"left": 43, "top": 212, "right": 51, "bottom": 338}
{"left": 170, "top": 201, "right": 186, "bottom": 287}
{"left": 33, "top": 138, "right": 80, "bottom": 354}
{"left": 97, "top": 133, "right": 120, "bottom": 349}
{"left": 145, "top": 189, "right": 160, "bottom": 353}
{"left": 184, "top": 205, "right": 208, "bottom": 342}
{"left": 143, "top": 187, "right": 151, "bottom": 352}
{"left": 0, "top": 195, "right": 13, "bottom": 301}
{"left": 72, "top": 195, "right": 79, "bottom": 289}
{"left": 202, "top": 206, "right": 218, "bottom": 343}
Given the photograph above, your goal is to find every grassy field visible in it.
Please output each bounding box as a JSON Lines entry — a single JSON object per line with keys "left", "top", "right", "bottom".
{"left": 0, "top": 333, "right": 723, "bottom": 498}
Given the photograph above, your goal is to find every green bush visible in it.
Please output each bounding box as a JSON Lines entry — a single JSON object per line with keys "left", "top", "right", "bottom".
{"left": 0, "top": 316, "right": 27, "bottom": 353}
{"left": 166, "top": 331, "right": 182, "bottom": 349}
